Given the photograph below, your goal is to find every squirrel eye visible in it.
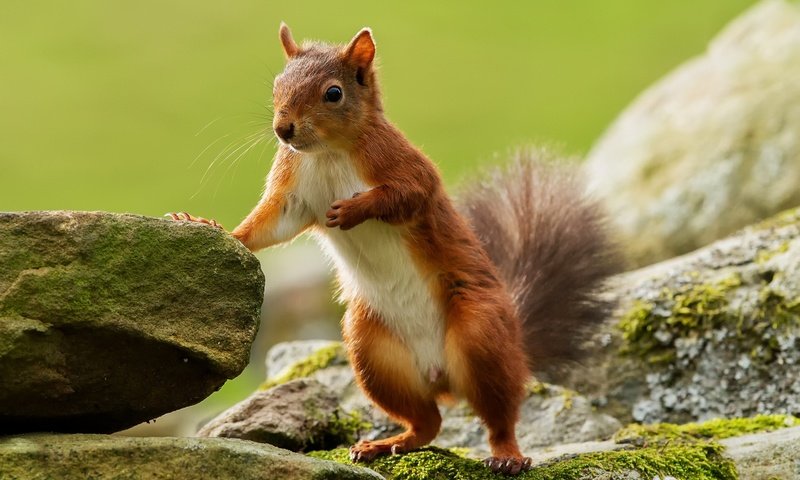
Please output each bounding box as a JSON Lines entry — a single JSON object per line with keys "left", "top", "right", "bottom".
{"left": 324, "top": 86, "right": 343, "bottom": 103}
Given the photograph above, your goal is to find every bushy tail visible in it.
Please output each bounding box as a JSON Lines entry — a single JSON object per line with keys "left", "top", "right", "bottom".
{"left": 459, "top": 148, "right": 621, "bottom": 379}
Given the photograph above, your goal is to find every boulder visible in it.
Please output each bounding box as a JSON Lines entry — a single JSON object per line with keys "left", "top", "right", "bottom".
{"left": 0, "top": 211, "right": 264, "bottom": 433}
{"left": 0, "top": 434, "right": 381, "bottom": 480}
{"left": 568, "top": 208, "right": 800, "bottom": 423}
{"left": 720, "top": 425, "right": 800, "bottom": 479}
{"left": 197, "top": 379, "right": 357, "bottom": 451}
{"left": 585, "top": 0, "right": 800, "bottom": 266}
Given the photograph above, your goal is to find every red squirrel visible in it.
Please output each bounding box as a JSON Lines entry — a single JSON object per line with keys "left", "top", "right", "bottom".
{"left": 171, "top": 24, "right": 618, "bottom": 475}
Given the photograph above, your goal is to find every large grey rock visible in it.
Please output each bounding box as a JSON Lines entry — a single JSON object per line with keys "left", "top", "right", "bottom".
{"left": 585, "top": 0, "right": 800, "bottom": 266}
{"left": 0, "top": 211, "right": 264, "bottom": 434}
{"left": 569, "top": 208, "right": 800, "bottom": 424}
{"left": 0, "top": 434, "right": 381, "bottom": 480}
{"left": 197, "top": 379, "right": 351, "bottom": 451}
{"left": 721, "top": 425, "right": 800, "bottom": 479}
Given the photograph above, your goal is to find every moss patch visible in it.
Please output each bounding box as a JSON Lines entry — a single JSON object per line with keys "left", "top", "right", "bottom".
{"left": 618, "top": 273, "right": 800, "bottom": 367}
{"left": 320, "top": 410, "right": 373, "bottom": 448}
{"left": 260, "top": 343, "right": 344, "bottom": 390}
{"left": 615, "top": 414, "right": 800, "bottom": 446}
{"left": 309, "top": 443, "right": 737, "bottom": 480}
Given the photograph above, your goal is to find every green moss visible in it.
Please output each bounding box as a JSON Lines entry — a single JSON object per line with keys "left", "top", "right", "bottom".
{"left": 559, "top": 389, "right": 575, "bottom": 413}
{"left": 308, "top": 443, "right": 737, "bottom": 480}
{"left": 326, "top": 411, "right": 373, "bottom": 446}
{"left": 615, "top": 414, "right": 800, "bottom": 446}
{"left": 755, "top": 240, "right": 791, "bottom": 264}
{"left": 526, "top": 379, "right": 549, "bottom": 396}
{"left": 619, "top": 275, "right": 740, "bottom": 364}
{"left": 618, "top": 273, "right": 800, "bottom": 366}
{"left": 260, "top": 343, "right": 344, "bottom": 390}
{"left": 752, "top": 207, "right": 800, "bottom": 232}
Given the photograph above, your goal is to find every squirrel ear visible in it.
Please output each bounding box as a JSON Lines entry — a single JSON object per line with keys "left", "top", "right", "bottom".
{"left": 279, "top": 22, "right": 300, "bottom": 59}
{"left": 344, "top": 28, "right": 376, "bottom": 70}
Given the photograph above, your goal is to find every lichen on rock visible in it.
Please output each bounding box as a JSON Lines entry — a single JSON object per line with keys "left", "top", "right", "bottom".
{"left": 567, "top": 207, "right": 800, "bottom": 424}
{"left": 614, "top": 414, "right": 800, "bottom": 447}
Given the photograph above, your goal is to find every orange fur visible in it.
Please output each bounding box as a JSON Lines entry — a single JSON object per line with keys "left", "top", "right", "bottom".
{"left": 175, "top": 25, "right": 540, "bottom": 475}
{"left": 231, "top": 150, "right": 311, "bottom": 250}
{"left": 343, "top": 301, "right": 443, "bottom": 458}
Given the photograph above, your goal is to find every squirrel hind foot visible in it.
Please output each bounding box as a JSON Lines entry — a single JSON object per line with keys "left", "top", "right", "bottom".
{"left": 483, "top": 456, "right": 533, "bottom": 476}
{"left": 349, "top": 439, "right": 405, "bottom": 462}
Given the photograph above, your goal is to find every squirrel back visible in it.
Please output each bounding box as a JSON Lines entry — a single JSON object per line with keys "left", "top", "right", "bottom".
{"left": 459, "top": 148, "right": 621, "bottom": 380}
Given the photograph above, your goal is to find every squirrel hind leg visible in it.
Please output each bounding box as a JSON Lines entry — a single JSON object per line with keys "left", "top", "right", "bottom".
{"left": 343, "top": 305, "right": 442, "bottom": 462}
{"left": 444, "top": 303, "right": 532, "bottom": 475}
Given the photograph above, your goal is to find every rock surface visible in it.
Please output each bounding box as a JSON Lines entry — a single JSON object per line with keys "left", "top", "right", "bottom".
{"left": 720, "top": 425, "right": 800, "bottom": 480}
{"left": 585, "top": 0, "right": 800, "bottom": 266}
{"left": 197, "top": 379, "right": 352, "bottom": 451}
{"left": 0, "top": 211, "right": 264, "bottom": 434}
{"left": 213, "top": 341, "right": 620, "bottom": 456}
{"left": 569, "top": 208, "right": 800, "bottom": 424}
{"left": 0, "top": 434, "right": 381, "bottom": 480}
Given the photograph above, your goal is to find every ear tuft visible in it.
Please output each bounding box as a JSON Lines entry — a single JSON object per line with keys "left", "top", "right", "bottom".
{"left": 344, "top": 28, "right": 376, "bottom": 70}
{"left": 279, "top": 22, "right": 300, "bottom": 59}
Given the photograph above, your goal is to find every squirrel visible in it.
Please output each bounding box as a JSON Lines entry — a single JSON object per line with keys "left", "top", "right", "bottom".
{"left": 170, "top": 24, "right": 618, "bottom": 476}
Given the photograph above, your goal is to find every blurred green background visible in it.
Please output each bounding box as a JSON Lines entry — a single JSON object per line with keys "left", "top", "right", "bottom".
{"left": 0, "top": 0, "right": 757, "bottom": 430}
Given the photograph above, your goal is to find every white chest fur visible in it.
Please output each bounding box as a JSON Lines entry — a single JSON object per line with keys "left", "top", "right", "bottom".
{"left": 294, "top": 151, "right": 445, "bottom": 376}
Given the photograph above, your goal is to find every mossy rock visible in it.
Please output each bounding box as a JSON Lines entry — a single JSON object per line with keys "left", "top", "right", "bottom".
{"left": 0, "top": 211, "right": 264, "bottom": 433}
{"left": 0, "top": 434, "right": 381, "bottom": 480}
{"left": 309, "top": 444, "right": 737, "bottom": 480}
{"left": 564, "top": 206, "right": 800, "bottom": 423}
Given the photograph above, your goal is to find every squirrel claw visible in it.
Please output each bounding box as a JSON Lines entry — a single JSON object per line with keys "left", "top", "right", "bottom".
{"left": 166, "top": 212, "right": 223, "bottom": 229}
{"left": 483, "top": 456, "right": 532, "bottom": 475}
{"left": 349, "top": 439, "right": 401, "bottom": 463}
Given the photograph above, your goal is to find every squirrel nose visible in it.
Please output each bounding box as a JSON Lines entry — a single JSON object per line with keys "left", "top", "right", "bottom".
{"left": 275, "top": 123, "right": 295, "bottom": 142}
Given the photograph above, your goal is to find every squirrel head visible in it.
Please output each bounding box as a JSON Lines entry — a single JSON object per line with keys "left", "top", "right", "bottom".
{"left": 271, "top": 23, "right": 381, "bottom": 153}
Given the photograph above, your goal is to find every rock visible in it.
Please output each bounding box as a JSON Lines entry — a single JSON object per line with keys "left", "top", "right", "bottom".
{"left": 249, "top": 341, "right": 620, "bottom": 455}
{"left": 197, "top": 379, "right": 357, "bottom": 451}
{"left": 266, "top": 340, "right": 344, "bottom": 379}
{"left": 311, "top": 415, "right": 799, "bottom": 479}
{"left": 721, "top": 425, "right": 800, "bottom": 479}
{"left": 567, "top": 208, "right": 800, "bottom": 424}
{"left": 0, "top": 434, "right": 381, "bottom": 480}
{"left": 434, "top": 382, "right": 622, "bottom": 457}
{"left": 0, "top": 211, "right": 264, "bottom": 434}
{"left": 585, "top": 0, "right": 800, "bottom": 266}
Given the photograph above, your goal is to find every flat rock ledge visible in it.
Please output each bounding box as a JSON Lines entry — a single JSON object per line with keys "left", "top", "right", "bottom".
{"left": 0, "top": 434, "right": 381, "bottom": 480}
{"left": 0, "top": 211, "right": 265, "bottom": 434}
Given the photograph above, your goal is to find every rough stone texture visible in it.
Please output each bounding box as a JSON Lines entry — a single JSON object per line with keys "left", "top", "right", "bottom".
{"left": 0, "top": 434, "right": 381, "bottom": 480}
{"left": 435, "top": 383, "right": 622, "bottom": 457}
{"left": 265, "top": 339, "right": 343, "bottom": 379}
{"left": 0, "top": 211, "right": 264, "bottom": 434}
{"left": 254, "top": 341, "right": 620, "bottom": 455}
{"left": 585, "top": 0, "right": 800, "bottom": 266}
{"left": 197, "top": 379, "right": 347, "bottom": 451}
{"left": 720, "top": 425, "right": 800, "bottom": 479}
{"left": 568, "top": 208, "right": 800, "bottom": 424}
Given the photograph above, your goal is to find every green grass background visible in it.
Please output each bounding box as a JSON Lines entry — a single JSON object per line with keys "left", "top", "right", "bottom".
{"left": 1, "top": 1, "right": 756, "bottom": 227}
{"left": 0, "top": 1, "right": 758, "bottom": 419}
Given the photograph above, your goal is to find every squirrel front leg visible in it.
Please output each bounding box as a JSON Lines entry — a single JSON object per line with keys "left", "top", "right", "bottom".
{"left": 232, "top": 191, "right": 311, "bottom": 252}
{"left": 325, "top": 183, "right": 428, "bottom": 230}
{"left": 233, "top": 154, "right": 312, "bottom": 252}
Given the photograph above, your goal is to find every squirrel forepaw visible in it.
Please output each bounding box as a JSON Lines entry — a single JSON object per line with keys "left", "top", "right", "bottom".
{"left": 325, "top": 198, "right": 367, "bottom": 230}
{"left": 166, "top": 212, "right": 223, "bottom": 229}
